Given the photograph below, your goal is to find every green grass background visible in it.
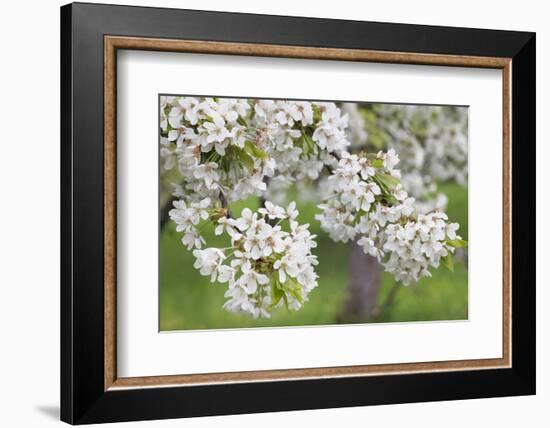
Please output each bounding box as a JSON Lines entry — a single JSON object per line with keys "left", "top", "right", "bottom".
{"left": 159, "top": 182, "right": 468, "bottom": 331}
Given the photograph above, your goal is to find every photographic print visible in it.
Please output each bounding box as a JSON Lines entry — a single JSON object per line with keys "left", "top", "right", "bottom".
{"left": 159, "top": 96, "right": 468, "bottom": 331}
{"left": 62, "top": 7, "right": 534, "bottom": 422}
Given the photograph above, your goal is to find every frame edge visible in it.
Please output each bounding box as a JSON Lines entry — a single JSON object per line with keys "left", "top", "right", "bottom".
{"left": 60, "top": 2, "right": 74, "bottom": 425}
{"left": 63, "top": 3, "right": 536, "bottom": 423}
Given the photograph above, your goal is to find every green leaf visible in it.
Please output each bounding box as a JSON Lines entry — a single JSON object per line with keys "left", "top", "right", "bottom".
{"left": 447, "top": 238, "right": 468, "bottom": 248}
{"left": 234, "top": 147, "right": 255, "bottom": 171}
{"left": 270, "top": 282, "right": 285, "bottom": 310}
{"left": 298, "top": 131, "right": 317, "bottom": 157}
{"left": 356, "top": 209, "right": 369, "bottom": 219}
{"left": 284, "top": 279, "right": 304, "bottom": 304}
{"left": 312, "top": 104, "right": 322, "bottom": 123}
{"left": 373, "top": 173, "right": 401, "bottom": 197}
{"left": 288, "top": 288, "right": 303, "bottom": 304}
{"left": 300, "top": 135, "right": 309, "bottom": 156}
{"left": 442, "top": 254, "right": 454, "bottom": 272}
{"left": 307, "top": 134, "right": 318, "bottom": 155}
{"left": 370, "top": 158, "right": 384, "bottom": 168}
{"left": 244, "top": 140, "right": 268, "bottom": 160}
{"left": 376, "top": 173, "right": 400, "bottom": 189}
{"left": 282, "top": 293, "right": 289, "bottom": 310}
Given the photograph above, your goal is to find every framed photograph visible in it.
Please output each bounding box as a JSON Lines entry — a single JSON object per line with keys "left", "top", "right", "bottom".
{"left": 60, "top": 2, "right": 535, "bottom": 424}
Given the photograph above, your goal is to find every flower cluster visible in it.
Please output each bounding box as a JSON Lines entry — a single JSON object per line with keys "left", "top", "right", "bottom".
{"left": 160, "top": 97, "right": 354, "bottom": 317}
{"left": 160, "top": 96, "right": 271, "bottom": 204}
{"left": 160, "top": 97, "right": 353, "bottom": 207}
{"left": 168, "top": 197, "right": 212, "bottom": 250}
{"left": 250, "top": 100, "right": 349, "bottom": 182}
{"left": 316, "top": 149, "right": 400, "bottom": 243}
{"left": 342, "top": 103, "right": 468, "bottom": 213}
{"left": 374, "top": 210, "right": 461, "bottom": 284}
{"left": 192, "top": 202, "right": 318, "bottom": 318}
{"left": 425, "top": 111, "right": 468, "bottom": 186}
{"left": 317, "top": 150, "right": 465, "bottom": 285}
{"left": 341, "top": 103, "right": 368, "bottom": 148}
{"left": 374, "top": 104, "right": 468, "bottom": 193}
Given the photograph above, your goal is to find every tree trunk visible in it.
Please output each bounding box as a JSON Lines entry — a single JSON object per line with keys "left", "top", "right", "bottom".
{"left": 159, "top": 199, "right": 172, "bottom": 230}
{"left": 339, "top": 244, "right": 383, "bottom": 322}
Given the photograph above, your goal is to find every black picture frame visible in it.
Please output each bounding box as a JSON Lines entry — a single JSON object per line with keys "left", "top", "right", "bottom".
{"left": 61, "top": 2, "right": 535, "bottom": 424}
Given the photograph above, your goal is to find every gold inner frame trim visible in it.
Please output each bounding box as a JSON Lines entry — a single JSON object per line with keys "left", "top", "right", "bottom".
{"left": 104, "top": 35, "right": 512, "bottom": 391}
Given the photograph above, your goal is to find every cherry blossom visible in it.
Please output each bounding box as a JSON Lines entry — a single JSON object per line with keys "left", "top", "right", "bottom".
{"left": 317, "top": 151, "right": 464, "bottom": 285}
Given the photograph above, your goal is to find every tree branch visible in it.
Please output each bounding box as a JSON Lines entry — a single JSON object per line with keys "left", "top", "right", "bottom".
{"left": 370, "top": 281, "right": 401, "bottom": 321}
{"left": 219, "top": 190, "right": 233, "bottom": 218}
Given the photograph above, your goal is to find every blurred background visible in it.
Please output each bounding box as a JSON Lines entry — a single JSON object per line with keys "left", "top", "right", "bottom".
{"left": 159, "top": 102, "right": 468, "bottom": 331}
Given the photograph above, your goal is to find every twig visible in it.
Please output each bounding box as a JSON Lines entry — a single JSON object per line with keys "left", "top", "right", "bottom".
{"left": 219, "top": 190, "right": 233, "bottom": 218}
{"left": 159, "top": 199, "right": 172, "bottom": 230}
{"left": 370, "top": 281, "right": 401, "bottom": 320}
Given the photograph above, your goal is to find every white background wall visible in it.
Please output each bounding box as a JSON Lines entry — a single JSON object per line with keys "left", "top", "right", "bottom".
{"left": 0, "top": 0, "right": 545, "bottom": 426}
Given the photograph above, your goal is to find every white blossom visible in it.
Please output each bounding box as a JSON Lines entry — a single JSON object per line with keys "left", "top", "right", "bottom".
{"left": 181, "top": 228, "right": 205, "bottom": 250}
{"left": 258, "top": 200, "right": 286, "bottom": 219}
{"left": 216, "top": 202, "right": 318, "bottom": 318}
{"left": 192, "top": 248, "right": 225, "bottom": 278}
